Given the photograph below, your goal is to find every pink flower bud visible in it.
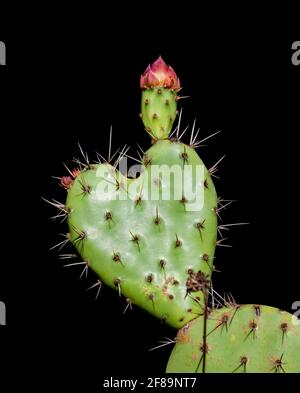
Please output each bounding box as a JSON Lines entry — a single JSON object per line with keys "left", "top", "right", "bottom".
{"left": 140, "top": 56, "right": 180, "bottom": 91}
{"left": 72, "top": 168, "right": 81, "bottom": 178}
{"left": 60, "top": 176, "right": 73, "bottom": 190}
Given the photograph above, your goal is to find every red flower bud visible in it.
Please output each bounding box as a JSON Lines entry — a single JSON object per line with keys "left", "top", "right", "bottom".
{"left": 72, "top": 168, "right": 81, "bottom": 178}
{"left": 60, "top": 176, "right": 73, "bottom": 190}
{"left": 140, "top": 56, "right": 180, "bottom": 91}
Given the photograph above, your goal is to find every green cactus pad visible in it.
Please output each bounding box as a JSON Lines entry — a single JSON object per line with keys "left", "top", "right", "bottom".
{"left": 141, "top": 88, "right": 177, "bottom": 140}
{"left": 65, "top": 140, "right": 218, "bottom": 328}
{"left": 166, "top": 304, "right": 300, "bottom": 372}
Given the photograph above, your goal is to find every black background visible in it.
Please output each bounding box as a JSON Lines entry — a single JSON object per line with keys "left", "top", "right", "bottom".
{"left": 0, "top": 8, "right": 299, "bottom": 391}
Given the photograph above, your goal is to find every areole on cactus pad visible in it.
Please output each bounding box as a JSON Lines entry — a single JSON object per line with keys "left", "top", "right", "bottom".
{"left": 56, "top": 57, "right": 218, "bottom": 329}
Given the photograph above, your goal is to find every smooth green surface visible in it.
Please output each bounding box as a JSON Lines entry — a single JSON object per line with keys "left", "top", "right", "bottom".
{"left": 141, "top": 88, "right": 177, "bottom": 139}
{"left": 66, "top": 140, "right": 218, "bottom": 328}
{"left": 166, "top": 304, "right": 300, "bottom": 372}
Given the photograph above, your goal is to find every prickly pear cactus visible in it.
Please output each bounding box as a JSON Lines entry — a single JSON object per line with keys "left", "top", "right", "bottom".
{"left": 166, "top": 304, "right": 300, "bottom": 372}
{"left": 55, "top": 57, "right": 218, "bottom": 328}
{"left": 48, "top": 56, "right": 299, "bottom": 373}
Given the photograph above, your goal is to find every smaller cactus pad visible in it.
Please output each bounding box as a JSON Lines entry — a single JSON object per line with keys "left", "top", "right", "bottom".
{"left": 166, "top": 304, "right": 300, "bottom": 372}
{"left": 141, "top": 88, "right": 177, "bottom": 140}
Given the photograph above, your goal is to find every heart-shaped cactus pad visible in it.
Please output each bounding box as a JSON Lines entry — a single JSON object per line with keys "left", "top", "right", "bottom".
{"left": 65, "top": 139, "right": 218, "bottom": 328}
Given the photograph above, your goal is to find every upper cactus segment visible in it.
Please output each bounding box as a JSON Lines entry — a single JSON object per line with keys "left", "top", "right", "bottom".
{"left": 140, "top": 57, "right": 180, "bottom": 140}
{"left": 140, "top": 56, "right": 181, "bottom": 91}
